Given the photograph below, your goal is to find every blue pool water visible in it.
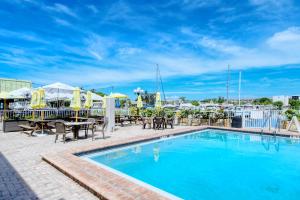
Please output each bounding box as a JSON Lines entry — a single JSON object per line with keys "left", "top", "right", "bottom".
{"left": 83, "top": 129, "right": 300, "bottom": 200}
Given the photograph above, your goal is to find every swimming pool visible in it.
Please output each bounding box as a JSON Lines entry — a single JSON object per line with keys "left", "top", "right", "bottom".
{"left": 82, "top": 129, "right": 300, "bottom": 200}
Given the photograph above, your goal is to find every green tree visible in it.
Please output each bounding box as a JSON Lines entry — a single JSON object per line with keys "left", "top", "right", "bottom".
{"left": 191, "top": 100, "right": 200, "bottom": 106}
{"left": 289, "top": 99, "right": 300, "bottom": 110}
{"left": 95, "top": 91, "right": 106, "bottom": 97}
{"left": 179, "top": 96, "right": 186, "bottom": 103}
{"left": 273, "top": 101, "right": 283, "bottom": 110}
{"left": 253, "top": 97, "right": 272, "bottom": 105}
{"left": 217, "top": 96, "right": 225, "bottom": 104}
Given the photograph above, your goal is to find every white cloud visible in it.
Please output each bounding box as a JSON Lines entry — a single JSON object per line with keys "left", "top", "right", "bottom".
{"left": 87, "top": 4, "right": 99, "bottom": 13}
{"left": 198, "top": 37, "right": 248, "bottom": 55}
{"left": 164, "top": 0, "right": 220, "bottom": 10}
{"left": 181, "top": 0, "right": 220, "bottom": 9}
{"left": 117, "top": 47, "right": 141, "bottom": 56}
{"left": 53, "top": 18, "right": 71, "bottom": 26}
{"left": 85, "top": 34, "right": 116, "bottom": 61}
{"left": 46, "top": 3, "right": 77, "bottom": 18}
{"left": 0, "top": 28, "right": 48, "bottom": 43}
{"left": 181, "top": 27, "right": 250, "bottom": 56}
{"left": 267, "top": 27, "right": 300, "bottom": 51}
{"left": 249, "top": 0, "right": 291, "bottom": 7}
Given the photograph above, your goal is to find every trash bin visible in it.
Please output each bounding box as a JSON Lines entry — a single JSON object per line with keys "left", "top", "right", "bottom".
{"left": 231, "top": 116, "right": 242, "bottom": 128}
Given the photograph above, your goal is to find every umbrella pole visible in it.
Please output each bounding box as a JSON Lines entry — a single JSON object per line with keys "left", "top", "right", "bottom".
{"left": 76, "top": 110, "right": 78, "bottom": 122}
{"left": 32, "top": 110, "right": 35, "bottom": 120}
{"left": 3, "top": 98, "right": 6, "bottom": 120}
{"left": 41, "top": 110, "right": 44, "bottom": 134}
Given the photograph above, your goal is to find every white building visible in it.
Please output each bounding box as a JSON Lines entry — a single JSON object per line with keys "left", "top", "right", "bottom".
{"left": 272, "top": 95, "right": 289, "bottom": 106}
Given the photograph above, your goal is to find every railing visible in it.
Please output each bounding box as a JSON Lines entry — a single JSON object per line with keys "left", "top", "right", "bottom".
{"left": 0, "top": 108, "right": 285, "bottom": 131}
{"left": 243, "top": 110, "right": 282, "bottom": 129}
{"left": 0, "top": 108, "right": 106, "bottom": 120}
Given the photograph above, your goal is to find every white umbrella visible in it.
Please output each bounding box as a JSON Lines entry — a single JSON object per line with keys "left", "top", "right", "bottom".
{"left": 82, "top": 92, "right": 103, "bottom": 101}
{"left": 45, "top": 92, "right": 73, "bottom": 101}
{"left": 9, "top": 87, "right": 32, "bottom": 99}
{"left": 42, "top": 82, "right": 75, "bottom": 107}
{"left": 43, "top": 82, "right": 75, "bottom": 94}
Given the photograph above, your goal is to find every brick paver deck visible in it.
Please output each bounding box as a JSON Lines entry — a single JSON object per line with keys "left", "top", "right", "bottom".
{"left": 1, "top": 125, "right": 298, "bottom": 200}
{"left": 0, "top": 125, "right": 192, "bottom": 200}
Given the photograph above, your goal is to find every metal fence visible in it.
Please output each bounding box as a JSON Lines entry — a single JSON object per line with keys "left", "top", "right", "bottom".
{"left": 0, "top": 108, "right": 285, "bottom": 130}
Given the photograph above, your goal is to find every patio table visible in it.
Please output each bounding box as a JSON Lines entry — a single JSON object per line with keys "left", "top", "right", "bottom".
{"left": 64, "top": 121, "right": 92, "bottom": 139}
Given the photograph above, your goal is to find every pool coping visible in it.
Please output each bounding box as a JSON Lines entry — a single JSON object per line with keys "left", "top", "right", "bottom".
{"left": 42, "top": 126, "right": 299, "bottom": 200}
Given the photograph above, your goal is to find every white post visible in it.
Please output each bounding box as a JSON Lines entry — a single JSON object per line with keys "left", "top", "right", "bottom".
{"left": 242, "top": 111, "right": 245, "bottom": 128}
{"left": 106, "top": 97, "right": 115, "bottom": 132}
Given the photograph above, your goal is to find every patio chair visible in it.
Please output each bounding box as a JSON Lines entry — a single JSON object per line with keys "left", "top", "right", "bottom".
{"left": 85, "top": 118, "right": 96, "bottom": 138}
{"left": 54, "top": 121, "right": 72, "bottom": 143}
{"left": 92, "top": 117, "right": 108, "bottom": 140}
{"left": 153, "top": 117, "right": 164, "bottom": 130}
{"left": 164, "top": 117, "right": 174, "bottom": 129}
{"left": 141, "top": 117, "right": 152, "bottom": 129}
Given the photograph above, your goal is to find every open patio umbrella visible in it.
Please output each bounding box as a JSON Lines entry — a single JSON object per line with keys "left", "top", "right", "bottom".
{"left": 70, "top": 87, "right": 81, "bottom": 122}
{"left": 43, "top": 82, "right": 75, "bottom": 108}
{"left": 9, "top": 87, "right": 32, "bottom": 99}
{"left": 155, "top": 92, "right": 162, "bottom": 109}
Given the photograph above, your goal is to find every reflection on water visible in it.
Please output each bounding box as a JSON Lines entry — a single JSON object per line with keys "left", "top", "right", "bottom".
{"left": 153, "top": 146, "right": 160, "bottom": 162}
{"left": 261, "top": 135, "right": 280, "bottom": 152}
{"left": 132, "top": 145, "right": 142, "bottom": 154}
{"left": 184, "top": 130, "right": 284, "bottom": 152}
{"left": 104, "top": 150, "right": 128, "bottom": 161}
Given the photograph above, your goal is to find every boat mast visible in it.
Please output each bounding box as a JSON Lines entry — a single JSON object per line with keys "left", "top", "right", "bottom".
{"left": 238, "top": 71, "right": 242, "bottom": 106}
{"left": 156, "top": 64, "right": 166, "bottom": 102}
{"left": 226, "top": 64, "right": 230, "bottom": 105}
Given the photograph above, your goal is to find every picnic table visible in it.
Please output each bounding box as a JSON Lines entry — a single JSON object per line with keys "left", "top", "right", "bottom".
{"left": 19, "top": 119, "right": 54, "bottom": 136}
{"left": 64, "top": 121, "right": 92, "bottom": 139}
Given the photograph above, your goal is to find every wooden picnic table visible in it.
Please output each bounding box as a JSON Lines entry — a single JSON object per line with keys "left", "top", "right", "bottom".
{"left": 26, "top": 119, "right": 55, "bottom": 134}
{"left": 64, "top": 121, "right": 92, "bottom": 139}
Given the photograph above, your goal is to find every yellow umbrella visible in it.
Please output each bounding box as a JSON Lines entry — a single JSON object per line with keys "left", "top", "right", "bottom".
{"left": 30, "top": 91, "right": 39, "bottom": 119}
{"left": 37, "top": 88, "right": 47, "bottom": 133}
{"left": 38, "top": 88, "right": 46, "bottom": 120}
{"left": 38, "top": 88, "right": 46, "bottom": 109}
{"left": 102, "top": 96, "right": 107, "bottom": 109}
{"left": 84, "top": 91, "right": 93, "bottom": 117}
{"left": 110, "top": 93, "right": 128, "bottom": 99}
{"left": 137, "top": 95, "right": 143, "bottom": 108}
{"left": 70, "top": 87, "right": 81, "bottom": 122}
{"left": 0, "top": 92, "right": 9, "bottom": 99}
{"left": 155, "top": 92, "right": 162, "bottom": 109}
{"left": 84, "top": 91, "right": 93, "bottom": 109}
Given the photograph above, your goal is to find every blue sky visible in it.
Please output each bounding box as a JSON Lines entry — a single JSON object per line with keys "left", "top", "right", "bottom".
{"left": 1, "top": 0, "right": 300, "bottom": 99}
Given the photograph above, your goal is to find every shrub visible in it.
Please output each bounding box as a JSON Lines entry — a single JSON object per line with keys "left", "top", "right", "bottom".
{"left": 285, "top": 109, "right": 300, "bottom": 120}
